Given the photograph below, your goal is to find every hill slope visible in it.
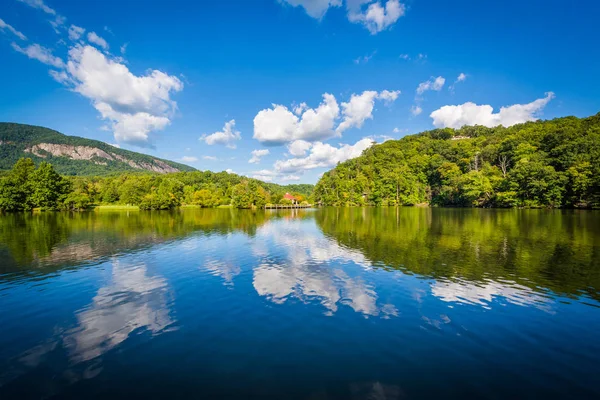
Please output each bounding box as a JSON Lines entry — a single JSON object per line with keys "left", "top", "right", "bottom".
{"left": 314, "top": 113, "right": 600, "bottom": 208}
{"left": 0, "top": 123, "right": 196, "bottom": 175}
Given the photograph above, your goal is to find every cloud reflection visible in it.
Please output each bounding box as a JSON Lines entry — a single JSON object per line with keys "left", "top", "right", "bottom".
{"left": 252, "top": 221, "right": 397, "bottom": 317}
{"left": 431, "top": 278, "right": 552, "bottom": 311}
{"left": 63, "top": 260, "right": 174, "bottom": 362}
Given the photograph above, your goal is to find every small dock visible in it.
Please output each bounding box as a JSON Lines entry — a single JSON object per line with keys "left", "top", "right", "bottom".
{"left": 265, "top": 204, "right": 312, "bottom": 209}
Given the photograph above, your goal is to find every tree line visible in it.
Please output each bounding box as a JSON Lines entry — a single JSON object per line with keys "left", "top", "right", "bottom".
{"left": 314, "top": 113, "right": 600, "bottom": 208}
{"left": 0, "top": 158, "right": 311, "bottom": 211}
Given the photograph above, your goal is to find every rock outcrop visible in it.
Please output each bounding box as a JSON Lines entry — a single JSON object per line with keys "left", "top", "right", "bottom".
{"left": 24, "top": 143, "right": 180, "bottom": 174}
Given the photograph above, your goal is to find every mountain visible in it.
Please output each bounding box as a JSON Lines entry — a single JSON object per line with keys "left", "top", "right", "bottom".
{"left": 0, "top": 123, "right": 196, "bottom": 175}
{"left": 314, "top": 113, "right": 600, "bottom": 208}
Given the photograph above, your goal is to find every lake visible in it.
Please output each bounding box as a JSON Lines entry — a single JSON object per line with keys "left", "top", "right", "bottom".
{"left": 0, "top": 208, "right": 599, "bottom": 399}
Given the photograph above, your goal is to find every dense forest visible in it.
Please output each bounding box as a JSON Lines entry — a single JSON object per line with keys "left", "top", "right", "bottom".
{"left": 0, "top": 158, "right": 313, "bottom": 211}
{"left": 0, "top": 123, "right": 195, "bottom": 175}
{"left": 314, "top": 113, "right": 600, "bottom": 208}
{"left": 316, "top": 207, "right": 600, "bottom": 301}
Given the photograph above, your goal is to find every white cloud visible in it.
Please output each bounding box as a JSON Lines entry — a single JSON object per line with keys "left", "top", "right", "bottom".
{"left": 254, "top": 90, "right": 398, "bottom": 145}
{"left": 0, "top": 18, "right": 27, "bottom": 40}
{"left": 252, "top": 169, "right": 276, "bottom": 182}
{"left": 225, "top": 168, "right": 235, "bottom": 174}
{"left": 274, "top": 138, "right": 374, "bottom": 173}
{"left": 49, "top": 15, "right": 66, "bottom": 33}
{"left": 249, "top": 149, "right": 270, "bottom": 164}
{"left": 288, "top": 139, "right": 312, "bottom": 156}
{"left": 398, "top": 53, "right": 409, "bottom": 60}
{"left": 87, "top": 31, "right": 109, "bottom": 50}
{"left": 392, "top": 127, "right": 399, "bottom": 133}
{"left": 11, "top": 42, "right": 65, "bottom": 68}
{"left": 280, "top": 0, "right": 342, "bottom": 19}
{"left": 411, "top": 105, "right": 422, "bottom": 116}
{"left": 201, "top": 120, "right": 241, "bottom": 149}
{"left": 430, "top": 92, "right": 555, "bottom": 129}
{"left": 347, "top": 0, "right": 406, "bottom": 34}
{"left": 48, "top": 69, "right": 72, "bottom": 84}
{"left": 293, "top": 102, "right": 308, "bottom": 115}
{"left": 416, "top": 76, "right": 445, "bottom": 95}
{"left": 65, "top": 45, "right": 183, "bottom": 146}
{"left": 68, "top": 25, "right": 85, "bottom": 41}
{"left": 202, "top": 155, "right": 217, "bottom": 161}
{"left": 378, "top": 89, "right": 401, "bottom": 103}
{"left": 107, "top": 143, "right": 120, "bottom": 148}
{"left": 449, "top": 73, "right": 467, "bottom": 92}
{"left": 367, "top": 134, "right": 393, "bottom": 142}
{"left": 253, "top": 93, "right": 339, "bottom": 145}
{"left": 279, "top": 1, "right": 405, "bottom": 34}
{"left": 336, "top": 90, "right": 399, "bottom": 134}
{"left": 281, "top": 175, "right": 301, "bottom": 181}
{"left": 120, "top": 43, "right": 128, "bottom": 54}
{"left": 17, "top": 0, "right": 56, "bottom": 15}
{"left": 181, "top": 156, "right": 198, "bottom": 162}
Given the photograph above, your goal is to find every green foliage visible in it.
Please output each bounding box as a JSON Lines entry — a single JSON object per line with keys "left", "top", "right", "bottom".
{"left": 0, "top": 158, "right": 313, "bottom": 211}
{"left": 0, "top": 159, "right": 70, "bottom": 211}
{"left": 0, "top": 123, "right": 195, "bottom": 175}
{"left": 315, "top": 113, "right": 600, "bottom": 208}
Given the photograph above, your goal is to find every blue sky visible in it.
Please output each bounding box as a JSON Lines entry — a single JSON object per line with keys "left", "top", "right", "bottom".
{"left": 1, "top": 0, "right": 599, "bottom": 184}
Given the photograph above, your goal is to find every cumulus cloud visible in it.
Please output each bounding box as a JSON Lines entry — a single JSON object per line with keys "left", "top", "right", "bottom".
{"left": 347, "top": 0, "right": 405, "bottom": 34}
{"left": 181, "top": 156, "right": 198, "bottom": 163}
{"left": 68, "top": 25, "right": 85, "bottom": 41}
{"left": 254, "top": 90, "right": 398, "bottom": 145}
{"left": 11, "top": 42, "right": 65, "bottom": 68}
{"left": 201, "top": 120, "right": 241, "bottom": 149}
{"left": 8, "top": 2, "right": 185, "bottom": 148}
{"left": 249, "top": 149, "right": 270, "bottom": 164}
{"left": 281, "top": 175, "right": 301, "bottom": 181}
{"left": 288, "top": 139, "right": 312, "bottom": 156}
{"left": 64, "top": 45, "right": 183, "bottom": 146}
{"left": 411, "top": 105, "right": 422, "bottom": 116}
{"left": 253, "top": 93, "right": 339, "bottom": 145}
{"left": 0, "top": 18, "right": 27, "bottom": 40}
{"left": 430, "top": 92, "right": 555, "bottom": 129}
{"left": 274, "top": 138, "right": 374, "bottom": 173}
{"left": 336, "top": 90, "right": 399, "bottom": 134}
{"left": 87, "top": 31, "right": 109, "bottom": 50}
{"left": 202, "top": 155, "right": 217, "bottom": 161}
{"left": 251, "top": 169, "right": 276, "bottom": 182}
{"left": 279, "top": 0, "right": 405, "bottom": 34}
{"left": 416, "top": 76, "right": 445, "bottom": 95}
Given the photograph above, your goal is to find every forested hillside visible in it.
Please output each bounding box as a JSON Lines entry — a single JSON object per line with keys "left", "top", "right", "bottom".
{"left": 314, "top": 113, "right": 600, "bottom": 208}
{"left": 0, "top": 158, "right": 314, "bottom": 211}
{"left": 0, "top": 123, "right": 195, "bottom": 175}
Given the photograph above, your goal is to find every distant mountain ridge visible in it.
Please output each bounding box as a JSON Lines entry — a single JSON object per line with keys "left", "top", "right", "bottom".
{"left": 0, "top": 123, "right": 196, "bottom": 175}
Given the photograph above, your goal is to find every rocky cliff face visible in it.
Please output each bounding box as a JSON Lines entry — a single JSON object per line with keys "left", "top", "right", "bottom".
{"left": 24, "top": 143, "right": 180, "bottom": 174}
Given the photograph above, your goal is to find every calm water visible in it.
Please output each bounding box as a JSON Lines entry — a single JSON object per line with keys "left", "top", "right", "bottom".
{"left": 0, "top": 208, "right": 599, "bottom": 399}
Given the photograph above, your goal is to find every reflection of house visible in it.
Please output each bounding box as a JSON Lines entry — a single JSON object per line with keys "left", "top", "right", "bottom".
{"left": 283, "top": 193, "right": 298, "bottom": 205}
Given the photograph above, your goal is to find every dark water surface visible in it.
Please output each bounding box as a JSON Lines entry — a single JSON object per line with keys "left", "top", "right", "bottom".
{"left": 0, "top": 208, "right": 599, "bottom": 399}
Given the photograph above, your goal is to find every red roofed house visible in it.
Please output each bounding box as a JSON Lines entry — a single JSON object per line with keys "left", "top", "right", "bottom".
{"left": 283, "top": 193, "right": 298, "bottom": 205}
